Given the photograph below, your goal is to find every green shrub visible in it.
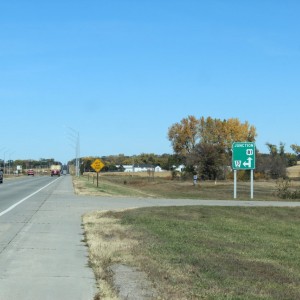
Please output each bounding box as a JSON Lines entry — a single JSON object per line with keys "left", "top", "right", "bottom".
{"left": 276, "top": 178, "right": 300, "bottom": 199}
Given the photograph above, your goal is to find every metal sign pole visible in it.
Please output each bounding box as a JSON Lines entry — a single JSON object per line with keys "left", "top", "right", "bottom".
{"left": 234, "top": 170, "right": 237, "bottom": 199}
{"left": 250, "top": 170, "right": 254, "bottom": 199}
{"left": 232, "top": 142, "right": 256, "bottom": 200}
{"left": 91, "top": 159, "right": 105, "bottom": 187}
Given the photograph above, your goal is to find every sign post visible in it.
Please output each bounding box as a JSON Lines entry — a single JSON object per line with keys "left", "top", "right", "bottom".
{"left": 91, "top": 159, "right": 105, "bottom": 187}
{"left": 234, "top": 170, "right": 237, "bottom": 199}
{"left": 232, "top": 142, "right": 256, "bottom": 199}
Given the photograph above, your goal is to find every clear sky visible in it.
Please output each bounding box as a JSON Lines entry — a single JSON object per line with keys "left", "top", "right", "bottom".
{"left": 1, "top": 0, "right": 299, "bottom": 164}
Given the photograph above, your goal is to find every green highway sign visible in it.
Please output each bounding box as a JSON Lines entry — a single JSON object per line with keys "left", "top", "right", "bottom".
{"left": 232, "top": 142, "right": 256, "bottom": 170}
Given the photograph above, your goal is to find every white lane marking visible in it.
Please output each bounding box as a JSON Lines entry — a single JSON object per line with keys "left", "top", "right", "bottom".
{"left": 0, "top": 177, "right": 61, "bottom": 217}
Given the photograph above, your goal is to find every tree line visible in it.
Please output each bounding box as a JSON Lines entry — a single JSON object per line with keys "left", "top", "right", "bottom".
{"left": 77, "top": 153, "right": 178, "bottom": 173}
{"left": 76, "top": 115, "right": 298, "bottom": 180}
{"left": 1, "top": 158, "right": 60, "bottom": 170}
{"left": 71, "top": 115, "right": 299, "bottom": 180}
{"left": 167, "top": 115, "right": 299, "bottom": 180}
{"left": 7, "top": 115, "right": 299, "bottom": 180}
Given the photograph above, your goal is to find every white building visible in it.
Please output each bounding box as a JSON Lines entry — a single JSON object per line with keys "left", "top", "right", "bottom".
{"left": 116, "top": 164, "right": 163, "bottom": 172}
{"left": 174, "top": 165, "right": 185, "bottom": 172}
{"left": 121, "top": 165, "right": 134, "bottom": 172}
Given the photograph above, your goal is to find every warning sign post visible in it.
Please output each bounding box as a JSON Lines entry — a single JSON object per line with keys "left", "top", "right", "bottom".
{"left": 91, "top": 159, "right": 105, "bottom": 187}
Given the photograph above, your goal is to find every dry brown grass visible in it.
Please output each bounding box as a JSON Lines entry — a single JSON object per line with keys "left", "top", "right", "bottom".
{"left": 73, "top": 176, "right": 112, "bottom": 196}
{"left": 83, "top": 211, "right": 140, "bottom": 299}
{"left": 87, "top": 171, "right": 172, "bottom": 178}
{"left": 287, "top": 162, "right": 300, "bottom": 178}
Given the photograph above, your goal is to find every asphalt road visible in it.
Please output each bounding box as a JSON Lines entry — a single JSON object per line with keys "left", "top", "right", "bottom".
{"left": 0, "top": 175, "right": 300, "bottom": 300}
{"left": 0, "top": 176, "right": 58, "bottom": 216}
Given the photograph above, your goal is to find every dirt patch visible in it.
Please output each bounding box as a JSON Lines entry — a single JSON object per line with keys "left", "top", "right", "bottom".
{"left": 109, "top": 264, "right": 158, "bottom": 299}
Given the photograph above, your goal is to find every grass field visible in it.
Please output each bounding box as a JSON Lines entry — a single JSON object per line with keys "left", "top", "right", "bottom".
{"left": 83, "top": 206, "right": 300, "bottom": 299}
{"left": 78, "top": 174, "right": 300, "bottom": 299}
{"left": 75, "top": 172, "right": 300, "bottom": 200}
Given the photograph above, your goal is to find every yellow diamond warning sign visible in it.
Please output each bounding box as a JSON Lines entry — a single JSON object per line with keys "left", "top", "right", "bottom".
{"left": 91, "top": 159, "right": 105, "bottom": 173}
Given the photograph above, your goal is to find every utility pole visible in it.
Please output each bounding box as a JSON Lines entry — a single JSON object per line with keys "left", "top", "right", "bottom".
{"left": 66, "top": 126, "right": 80, "bottom": 177}
{"left": 0, "top": 147, "right": 5, "bottom": 171}
{"left": 8, "top": 151, "right": 15, "bottom": 175}
{"left": 3, "top": 149, "right": 9, "bottom": 175}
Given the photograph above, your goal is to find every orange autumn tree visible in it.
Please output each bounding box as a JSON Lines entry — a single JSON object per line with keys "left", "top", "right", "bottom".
{"left": 167, "top": 115, "right": 199, "bottom": 156}
{"left": 199, "top": 117, "right": 256, "bottom": 152}
{"left": 168, "top": 116, "right": 257, "bottom": 178}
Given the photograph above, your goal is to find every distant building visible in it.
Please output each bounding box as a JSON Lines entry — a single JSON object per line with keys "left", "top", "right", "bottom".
{"left": 121, "top": 165, "right": 134, "bottom": 172}
{"left": 173, "top": 165, "right": 185, "bottom": 172}
{"left": 116, "top": 164, "right": 163, "bottom": 172}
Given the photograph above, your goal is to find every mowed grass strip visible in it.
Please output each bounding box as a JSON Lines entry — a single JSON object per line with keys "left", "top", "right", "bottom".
{"left": 73, "top": 174, "right": 155, "bottom": 197}
{"left": 96, "top": 206, "right": 300, "bottom": 299}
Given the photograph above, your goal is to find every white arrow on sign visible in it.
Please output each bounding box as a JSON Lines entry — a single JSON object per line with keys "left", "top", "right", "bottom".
{"left": 243, "top": 157, "right": 253, "bottom": 168}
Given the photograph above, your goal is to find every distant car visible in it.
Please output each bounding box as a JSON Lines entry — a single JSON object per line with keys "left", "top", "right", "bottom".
{"left": 27, "top": 169, "right": 34, "bottom": 176}
{"left": 0, "top": 170, "right": 3, "bottom": 183}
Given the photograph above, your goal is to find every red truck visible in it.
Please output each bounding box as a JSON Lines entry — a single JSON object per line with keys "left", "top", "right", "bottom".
{"left": 50, "top": 165, "right": 61, "bottom": 176}
{"left": 27, "top": 169, "right": 35, "bottom": 176}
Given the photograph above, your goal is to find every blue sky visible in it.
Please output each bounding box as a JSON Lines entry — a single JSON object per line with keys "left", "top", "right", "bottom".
{"left": 0, "top": 0, "right": 299, "bottom": 164}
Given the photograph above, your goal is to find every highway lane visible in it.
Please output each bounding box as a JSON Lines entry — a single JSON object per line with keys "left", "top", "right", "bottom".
{"left": 0, "top": 175, "right": 96, "bottom": 300}
{"left": 1, "top": 175, "right": 300, "bottom": 300}
{"left": 0, "top": 176, "right": 59, "bottom": 215}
